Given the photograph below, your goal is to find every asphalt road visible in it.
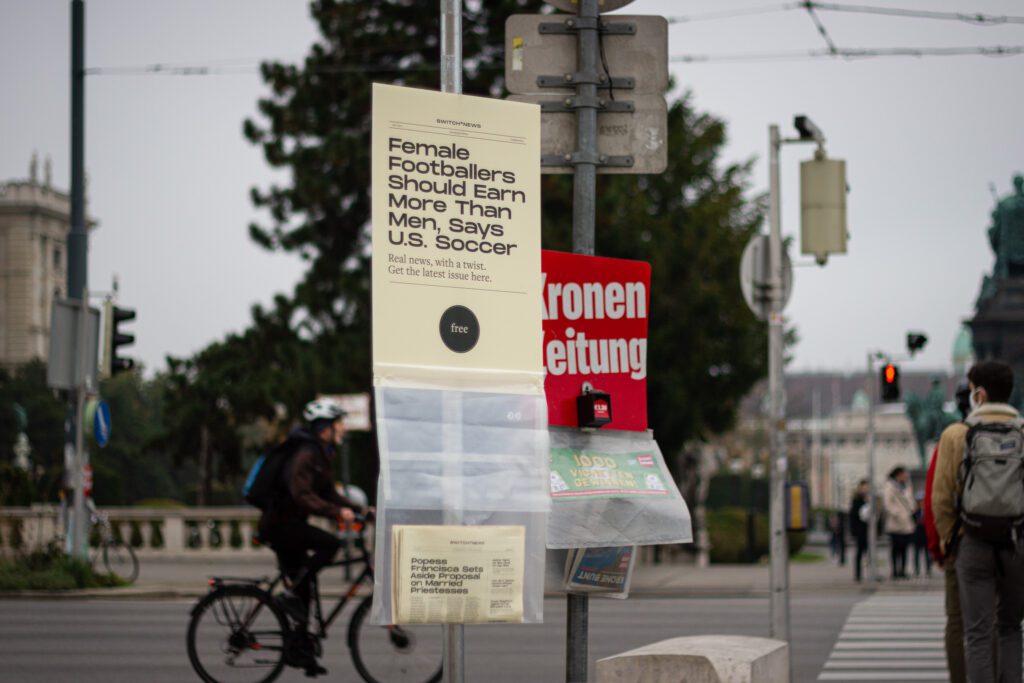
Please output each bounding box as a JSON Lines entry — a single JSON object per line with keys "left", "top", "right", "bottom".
{"left": 0, "top": 593, "right": 861, "bottom": 682}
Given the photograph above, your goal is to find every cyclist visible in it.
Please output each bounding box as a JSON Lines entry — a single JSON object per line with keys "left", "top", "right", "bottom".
{"left": 259, "top": 397, "right": 365, "bottom": 677}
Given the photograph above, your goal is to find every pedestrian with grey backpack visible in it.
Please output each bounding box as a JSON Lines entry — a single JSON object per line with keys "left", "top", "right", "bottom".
{"left": 932, "top": 360, "right": 1024, "bottom": 683}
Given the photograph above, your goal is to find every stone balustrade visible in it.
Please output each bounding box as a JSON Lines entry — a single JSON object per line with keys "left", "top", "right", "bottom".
{"left": 0, "top": 505, "right": 351, "bottom": 557}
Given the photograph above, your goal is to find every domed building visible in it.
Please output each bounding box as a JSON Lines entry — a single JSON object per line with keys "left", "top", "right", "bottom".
{"left": 952, "top": 325, "right": 974, "bottom": 379}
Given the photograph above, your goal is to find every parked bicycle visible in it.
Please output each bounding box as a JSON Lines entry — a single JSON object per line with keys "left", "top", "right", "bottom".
{"left": 186, "top": 517, "right": 442, "bottom": 683}
{"left": 50, "top": 498, "right": 140, "bottom": 584}
{"left": 89, "top": 505, "right": 140, "bottom": 584}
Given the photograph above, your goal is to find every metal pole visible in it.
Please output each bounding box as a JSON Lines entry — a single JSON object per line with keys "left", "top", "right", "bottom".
{"left": 567, "top": 2, "right": 599, "bottom": 681}
{"left": 767, "top": 125, "right": 791, "bottom": 654}
{"left": 71, "top": 291, "right": 89, "bottom": 559}
{"left": 571, "top": 0, "right": 599, "bottom": 258}
{"left": 440, "top": 3, "right": 464, "bottom": 681}
{"left": 865, "top": 353, "right": 879, "bottom": 583}
{"left": 811, "top": 389, "right": 821, "bottom": 507}
{"left": 66, "top": 0, "right": 88, "bottom": 561}
{"left": 69, "top": 0, "right": 86, "bottom": 299}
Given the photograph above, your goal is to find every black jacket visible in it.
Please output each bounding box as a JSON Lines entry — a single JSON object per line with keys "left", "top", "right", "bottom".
{"left": 849, "top": 493, "right": 868, "bottom": 541}
{"left": 259, "top": 430, "right": 358, "bottom": 530}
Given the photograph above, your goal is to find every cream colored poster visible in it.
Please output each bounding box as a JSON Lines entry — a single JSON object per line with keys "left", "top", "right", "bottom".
{"left": 372, "top": 83, "right": 542, "bottom": 379}
{"left": 391, "top": 525, "right": 525, "bottom": 625}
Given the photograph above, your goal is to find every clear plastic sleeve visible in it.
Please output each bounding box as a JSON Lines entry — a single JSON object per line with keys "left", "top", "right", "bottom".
{"left": 372, "top": 385, "right": 550, "bottom": 625}
{"left": 546, "top": 427, "right": 693, "bottom": 549}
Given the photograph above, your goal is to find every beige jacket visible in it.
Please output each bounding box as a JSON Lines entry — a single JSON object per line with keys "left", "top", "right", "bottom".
{"left": 931, "top": 402, "right": 1020, "bottom": 555}
{"left": 882, "top": 478, "right": 916, "bottom": 535}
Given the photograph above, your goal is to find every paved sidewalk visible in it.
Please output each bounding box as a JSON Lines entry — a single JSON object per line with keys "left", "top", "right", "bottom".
{"left": 1, "top": 545, "right": 944, "bottom": 599}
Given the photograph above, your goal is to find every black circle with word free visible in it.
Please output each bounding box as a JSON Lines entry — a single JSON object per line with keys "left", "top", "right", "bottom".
{"left": 439, "top": 305, "right": 480, "bottom": 353}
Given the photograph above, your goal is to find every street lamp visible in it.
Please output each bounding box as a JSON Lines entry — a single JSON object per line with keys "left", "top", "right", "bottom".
{"left": 766, "top": 115, "right": 841, "bottom": 652}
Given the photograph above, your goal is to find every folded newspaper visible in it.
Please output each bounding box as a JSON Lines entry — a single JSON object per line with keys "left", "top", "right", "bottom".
{"left": 563, "top": 546, "right": 636, "bottom": 598}
{"left": 391, "top": 525, "right": 526, "bottom": 624}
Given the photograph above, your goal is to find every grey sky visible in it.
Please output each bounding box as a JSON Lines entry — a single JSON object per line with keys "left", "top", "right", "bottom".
{"left": 2, "top": 1, "right": 1022, "bottom": 377}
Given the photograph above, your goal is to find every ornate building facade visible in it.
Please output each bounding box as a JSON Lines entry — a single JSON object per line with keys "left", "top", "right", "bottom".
{"left": 0, "top": 156, "right": 87, "bottom": 368}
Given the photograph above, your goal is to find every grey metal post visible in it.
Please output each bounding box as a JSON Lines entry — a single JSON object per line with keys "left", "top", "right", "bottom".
{"left": 440, "top": 2, "right": 464, "bottom": 681}
{"left": 71, "top": 290, "right": 90, "bottom": 559}
{"left": 865, "top": 353, "right": 879, "bottom": 583}
{"left": 567, "top": 2, "right": 600, "bottom": 681}
{"left": 69, "top": 0, "right": 86, "bottom": 299}
{"left": 66, "top": 0, "right": 89, "bottom": 560}
{"left": 767, "top": 125, "right": 791, "bottom": 653}
{"left": 571, "top": 0, "right": 599, "bottom": 258}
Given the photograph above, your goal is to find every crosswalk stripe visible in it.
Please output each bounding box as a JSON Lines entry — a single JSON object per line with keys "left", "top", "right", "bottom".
{"left": 834, "top": 641, "right": 943, "bottom": 649}
{"left": 826, "top": 651, "right": 944, "bottom": 659}
{"left": 824, "top": 661, "right": 946, "bottom": 669}
{"left": 818, "top": 592, "right": 948, "bottom": 683}
{"left": 819, "top": 673, "right": 947, "bottom": 681}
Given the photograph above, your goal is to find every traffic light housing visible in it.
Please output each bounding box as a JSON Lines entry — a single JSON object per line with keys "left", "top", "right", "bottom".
{"left": 880, "top": 363, "right": 900, "bottom": 402}
{"left": 104, "top": 301, "right": 136, "bottom": 376}
{"left": 907, "top": 332, "right": 928, "bottom": 356}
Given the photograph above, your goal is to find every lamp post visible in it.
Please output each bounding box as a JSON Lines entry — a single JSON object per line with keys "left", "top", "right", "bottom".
{"left": 766, "top": 117, "right": 827, "bottom": 657}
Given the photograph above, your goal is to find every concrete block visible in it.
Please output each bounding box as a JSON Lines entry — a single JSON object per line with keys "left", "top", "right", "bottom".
{"left": 597, "top": 635, "right": 789, "bottom": 683}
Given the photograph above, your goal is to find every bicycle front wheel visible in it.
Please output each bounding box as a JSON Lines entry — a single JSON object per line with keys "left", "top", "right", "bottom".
{"left": 348, "top": 595, "right": 443, "bottom": 683}
{"left": 102, "top": 541, "right": 139, "bottom": 584}
{"left": 187, "top": 585, "right": 289, "bottom": 683}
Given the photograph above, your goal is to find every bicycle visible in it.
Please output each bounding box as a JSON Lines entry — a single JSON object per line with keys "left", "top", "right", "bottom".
{"left": 186, "top": 518, "right": 443, "bottom": 683}
{"left": 89, "top": 506, "right": 140, "bottom": 584}
{"left": 49, "top": 498, "right": 140, "bottom": 584}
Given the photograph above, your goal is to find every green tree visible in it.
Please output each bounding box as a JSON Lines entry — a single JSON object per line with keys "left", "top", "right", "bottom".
{"left": 89, "top": 371, "right": 185, "bottom": 506}
{"left": 168, "top": 0, "right": 766, "bottom": 496}
{"left": 0, "top": 361, "right": 66, "bottom": 504}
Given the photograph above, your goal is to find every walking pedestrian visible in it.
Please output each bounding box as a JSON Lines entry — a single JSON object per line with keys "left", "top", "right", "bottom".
{"left": 932, "top": 361, "right": 1024, "bottom": 683}
{"left": 848, "top": 479, "right": 870, "bottom": 582}
{"left": 883, "top": 466, "right": 916, "bottom": 579}
{"left": 829, "top": 509, "right": 847, "bottom": 565}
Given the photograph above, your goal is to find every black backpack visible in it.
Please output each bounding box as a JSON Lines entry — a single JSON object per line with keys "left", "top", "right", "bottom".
{"left": 242, "top": 430, "right": 317, "bottom": 511}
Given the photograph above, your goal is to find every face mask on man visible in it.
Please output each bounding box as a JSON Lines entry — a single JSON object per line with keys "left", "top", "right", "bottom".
{"left": 969, "top": 388, "right": 983, "bottom": 412}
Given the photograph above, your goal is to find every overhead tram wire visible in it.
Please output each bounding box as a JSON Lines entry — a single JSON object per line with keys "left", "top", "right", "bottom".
{"left": 803, "top": 2, "right": 1024, "bottom": 26}
{"left": 666, "top": 4, "right": 786, "bottom": 24}
{"left": 667, "top": 2, "right": 1024, "bottom": 26}
{"left": 85, "top": 62, "right": 444, "bottom": 77}
{"left": 670, "top": 45, "right": 1024, "bottom": 63}
{"left": 804, "top": 3, "right": 840, "bottom": 55}
{"left": 85, "top": 42, "right": 1024, "bottom": 77}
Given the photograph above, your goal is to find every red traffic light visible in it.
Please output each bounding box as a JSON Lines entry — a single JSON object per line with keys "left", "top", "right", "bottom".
{"left": 880, "top": 363, "right": 901, "bottom": 402}
{"left": 884, "top": 364, "right": 896, "bottom": 384}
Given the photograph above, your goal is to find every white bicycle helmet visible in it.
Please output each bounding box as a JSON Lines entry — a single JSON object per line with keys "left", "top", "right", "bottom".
{"left": 302, "top": 397, "right": 347, "bottom": 423}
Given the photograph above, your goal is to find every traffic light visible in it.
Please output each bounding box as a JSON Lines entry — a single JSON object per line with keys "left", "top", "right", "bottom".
{"left": 907, "top": 332, "right": 928, "bottom": 356}
{"left": 880, "top": 363, "right": 900, "bottom": 402}
{"left": 104, "top": 300, "right": 136, "bottom": 376}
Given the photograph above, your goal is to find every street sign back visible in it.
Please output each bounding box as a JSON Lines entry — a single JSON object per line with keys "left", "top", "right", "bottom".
{"left": 47, "top": 299, "right": 100, "bottom": 390}
{"left": 509, "top": 94, "right": 666, "bottom": 174}
{"left": 506, "top": 15, "right": 668, "bottom": 96}
{"left": 740, "top": 234, "right": 793, "bottom": 321}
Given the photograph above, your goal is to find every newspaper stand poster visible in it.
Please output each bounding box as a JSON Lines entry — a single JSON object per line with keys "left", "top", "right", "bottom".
{"left": 541, "top": 250, "right": 650, "bottom": 431}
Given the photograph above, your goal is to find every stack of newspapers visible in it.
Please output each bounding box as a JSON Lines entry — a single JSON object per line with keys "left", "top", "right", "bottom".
{"left": 390, "top": 525, "right": 526, "bottom": 624}
{"left": 563, "top": 546, "right": 636, "bottom": 599}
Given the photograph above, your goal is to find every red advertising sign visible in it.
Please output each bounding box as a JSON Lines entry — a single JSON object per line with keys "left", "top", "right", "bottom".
{"left": 542, "top": 250, "right": 650, "bottom": 431}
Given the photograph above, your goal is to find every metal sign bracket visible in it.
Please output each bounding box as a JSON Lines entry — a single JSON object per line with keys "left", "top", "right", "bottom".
{"left": 542, "top": 152, "right": 634, "bottom": 168}
{"left": 540, "top": 97, "right": 634, "bottom": 113}
{"left": 538, "top": 18, "right": 636, "bottom": 36}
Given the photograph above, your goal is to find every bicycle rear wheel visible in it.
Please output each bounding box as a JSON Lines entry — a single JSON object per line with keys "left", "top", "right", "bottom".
{"left": 187, "top": 585, "right": 289, "bottom": 683}
{"left": 348, "top": 595, "right": 443, "bottom": 683}
{"left": 102, "top": 540, "right": 139, "bottom": 584}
